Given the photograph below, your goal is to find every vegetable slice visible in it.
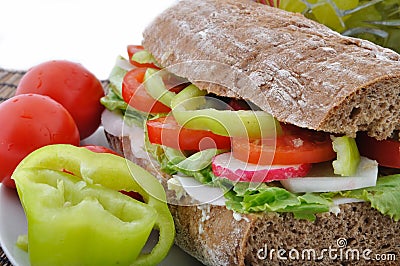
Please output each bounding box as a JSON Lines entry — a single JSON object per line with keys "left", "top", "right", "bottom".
{"left": 212, "top": 152, "right": 311, "bottom": 183}
{"left": 127, "top": 45, "right": 160, "bottom": 69}
{"left": 332, "top": 135, "right": 360, "bottom": 176}
{"left": 171, "top": 84, "right": 281, "bottom": 138}
{"left": 146, "top": 116, "right": 231, "bottom": 151}
{"left": 281, "top": 157, "right": 378, "bottom": 193}
{"left": 356, "top": 132, "right": 400, "bottom": 169}
{"left": 122, "top": 67, "right": 171, "bottom": 114}
{"left": 232, "top": 125, "right": 336, "bottom": 165}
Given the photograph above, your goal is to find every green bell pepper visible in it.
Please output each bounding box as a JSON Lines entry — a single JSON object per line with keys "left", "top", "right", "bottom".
{"left": 131, "top": 50, "right": 161, "bottom": 68}
{"left": 332, "top": 135, "right": 361, "bottom": 176}
{"left": 12, "top": 144, "right": 175, "bottom": 266}
{"left": 171, "top": 84, "right": 282, "bottom": 138}
{"left": 144, "top": 68, "right": 176, "bottom": 107}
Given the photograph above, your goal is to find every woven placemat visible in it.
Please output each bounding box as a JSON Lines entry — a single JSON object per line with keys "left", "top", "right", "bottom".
{"left": 0, "top": 68, "right": 22, "bottom": 265}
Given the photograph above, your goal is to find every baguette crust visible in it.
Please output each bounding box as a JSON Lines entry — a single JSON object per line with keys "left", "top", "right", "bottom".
{"left": 142, "top": 0, "right": 400, "bottom": 140}
{"left": 106, "top": 132, "right": 400, "bottom": 266}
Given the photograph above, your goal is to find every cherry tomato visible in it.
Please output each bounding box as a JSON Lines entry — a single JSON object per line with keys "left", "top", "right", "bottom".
{"left": 232, "top": 125, "right": 336, "bottom": 165}
{"left": 122, "top": 67, "right": 172, "bottom": 114}
{"left": 127, "top": 45, "right": 160, "bottom": 69}
{"left": 147, "top": 116, "right": 231, "bottom": 151}
{"left": 356, "top": 132, "right": 400, "bottom": 169}
{"left": 0, "top": 94, "right": 80, "bottom": 188}
{"left": 16, "top": 60, "right": 105, "bottom": 139}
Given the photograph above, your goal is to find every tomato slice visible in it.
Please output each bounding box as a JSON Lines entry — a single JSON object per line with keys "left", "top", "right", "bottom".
{"left": 127, "top": 45, "right": 160, "bottom": 69}
{"left": 232, "top": 125, "right": 336, "bottom": 165}
{"left": 147, "top": 116, "right": 231, "bottom": 151}
{"left": 122, "top": 67, "right": 172, "bottom": 114}
{"left": 356, "top": 132, "right": 400, "bottom": 169}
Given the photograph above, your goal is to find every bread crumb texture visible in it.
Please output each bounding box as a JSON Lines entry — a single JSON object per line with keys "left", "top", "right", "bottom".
{"left": 170, "top": 203, "right": 400, "bottom": 266}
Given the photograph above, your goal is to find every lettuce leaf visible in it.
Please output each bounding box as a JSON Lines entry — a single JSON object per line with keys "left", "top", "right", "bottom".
{"left": 100, "top": 89, "right": 127, "bottom": 112}
{"left": 322, "top": 174, "right": 400, "bottom": 221}
{"left": 144, "top": 139, "right": 221, "bottom": 184}
{"left": 224, "top": 182, "right": 331, "bottom": 221}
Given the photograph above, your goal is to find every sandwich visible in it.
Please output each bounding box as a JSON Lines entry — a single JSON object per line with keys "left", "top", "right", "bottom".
{"left": 100, "top": 0, "right": 400, "bottom": 265}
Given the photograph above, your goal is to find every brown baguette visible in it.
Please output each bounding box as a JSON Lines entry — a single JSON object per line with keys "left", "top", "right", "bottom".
{"left": 106, "top": 132, "right": 399, "bottom": 266}
{"left": 142, "top": 0, "right": 400, "bottom": 140}
{"left": 108, "top": 0, "right": 400, "bottom": 265}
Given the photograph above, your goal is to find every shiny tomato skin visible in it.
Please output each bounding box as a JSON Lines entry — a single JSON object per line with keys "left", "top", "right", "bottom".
{"left": 147, "top": 116, "right": 231, "bottom": 151}
{"left": 122, "top": 67, "right": 171, "bottom": 114}
{"left": 232, "top": 125, "right": 336, "bottom": 165}
{"left": 127, "top": 45, "right": 160, "bottom": 69}
{"left": 15, "top": 60, "right": 105, "bottom": 139}
{"left": 0, "top": 94, "right": 80, "bottom": 188}
{"left": 356, "top": 132, "right": 400, "bottom": 169}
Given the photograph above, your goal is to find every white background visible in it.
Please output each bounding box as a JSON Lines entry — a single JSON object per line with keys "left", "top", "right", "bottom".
{"left": 0, "top": 0, "right": 177, "bottom": 80}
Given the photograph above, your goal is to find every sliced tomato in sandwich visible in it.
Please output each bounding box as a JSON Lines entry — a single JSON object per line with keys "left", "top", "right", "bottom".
{"left": 127, "top": 45, "right": 160, "bottom": 69}
{"left": 356, "top": 132, "right": 400, "bottom": 169}
{"left": 147, "top": 116, "right": 231, "bottom": 151}
{"left": 231, "top": 125, "right": 336, "bottom": 165}
{"left": 122, "top": 67, "right": 171, "bottom": 114}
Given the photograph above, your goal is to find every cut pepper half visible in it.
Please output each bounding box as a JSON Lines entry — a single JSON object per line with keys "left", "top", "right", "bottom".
{"left": 12, "top": 144, "right": 175, "bottom": 266}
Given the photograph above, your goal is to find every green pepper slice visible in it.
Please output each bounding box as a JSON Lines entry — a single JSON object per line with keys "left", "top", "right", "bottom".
{"left": 171, "top": 84, "right": 281, "bottom": 138}
{"left": 332, "top": 136, "right": 361, "bottom": 176}
{"left": 144, "top": 68, "right": 176, "bottom": 107}
{"left": 12, "top": 144, "right": 175, "bottom": 266}
{"left": 131, "top": 50, "right": 161, "bottom": 68}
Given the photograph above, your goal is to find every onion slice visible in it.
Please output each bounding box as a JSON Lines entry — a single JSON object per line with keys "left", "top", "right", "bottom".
{"left": 173, "top": 175, "right": 227, "bottom": 206}
{"left": 280, "top": 157, "right": 378, "bottom": 193}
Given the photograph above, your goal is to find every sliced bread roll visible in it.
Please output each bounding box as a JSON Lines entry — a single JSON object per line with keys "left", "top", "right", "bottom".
{"left": 142, "top": 0, "right": 400, "bottom": 140}
{"left": 106, "top": 132, "right": 399, "bottom": 266}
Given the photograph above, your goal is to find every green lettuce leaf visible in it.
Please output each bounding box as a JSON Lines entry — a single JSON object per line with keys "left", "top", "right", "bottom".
{"left": 224, "top": 182, "right": 331, "bottom": 221}
{"left": 322, "top": 174, "right": 400, "bottom": 221}
{"left": 145, "top": 140, "right": 221, "bottom": 184}
{"left": 100, "top": 89, "right": 127, "bottom": 112}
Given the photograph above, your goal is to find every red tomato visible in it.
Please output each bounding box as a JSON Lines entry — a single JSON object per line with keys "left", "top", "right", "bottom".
{"left": 127, "top": 45, "right": 160, "bottom": 69}
{"left": 16, "top": 60, "right": 105, "bottom": 139}
{"left": 82, "top": 145, "right": 121, "bottom": 156}
{"left": 356, "top": 132, "right": 400, "bottom": 169}
{"left": 122, "top": 67, "right": 172, "bottom": 114}
{"left": 147, "top": 116, "right": 231, "bottom": 151}
{"left": 232, "top": 125, "right": 336, "bottom": 165}
{"left": 0, "top": 94, "right": 80, "bottom": 188}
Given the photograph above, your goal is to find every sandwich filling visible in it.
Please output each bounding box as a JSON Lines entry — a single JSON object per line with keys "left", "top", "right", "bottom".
{"left": 100, "top": 46, "right": 400, "bottom": 222}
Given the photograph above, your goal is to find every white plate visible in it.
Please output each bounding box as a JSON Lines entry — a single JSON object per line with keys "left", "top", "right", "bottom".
{"left": 0, "top": 127, "right": 204, "bottom": 266}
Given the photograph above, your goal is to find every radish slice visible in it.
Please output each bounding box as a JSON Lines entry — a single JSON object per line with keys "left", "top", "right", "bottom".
{"left": 212, "top": 152, "right": 311, "bottom": 182}
{"left": 280, "top": 157, "right": 378, "bottom": 193}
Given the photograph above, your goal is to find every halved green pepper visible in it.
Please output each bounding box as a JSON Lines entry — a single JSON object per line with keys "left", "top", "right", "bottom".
{"left": 12, "top": 144, "right": 175, "bottom": 266}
